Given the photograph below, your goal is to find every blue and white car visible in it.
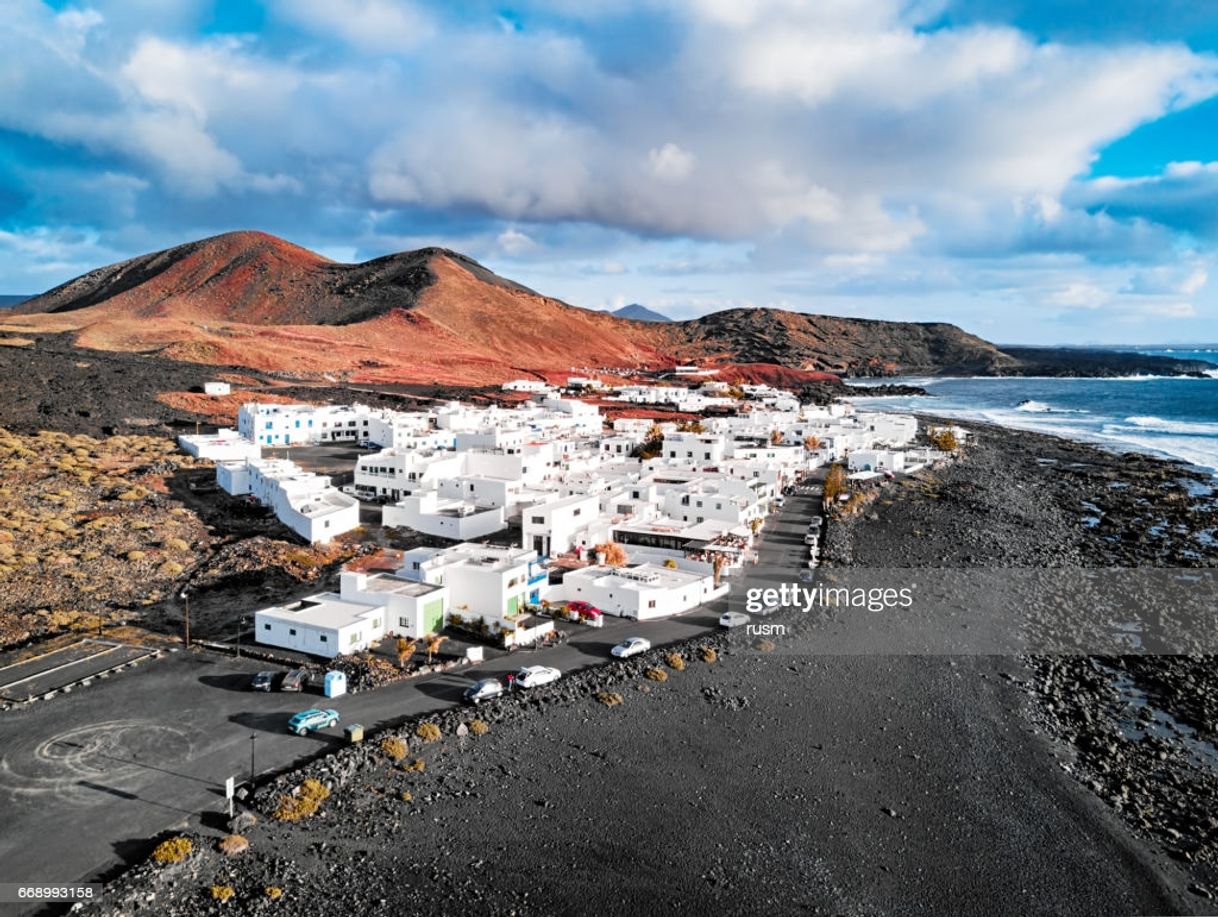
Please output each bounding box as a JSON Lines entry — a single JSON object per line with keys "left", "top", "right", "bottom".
{"left": 288, "top": 708, "right": 339, "bottom": 736}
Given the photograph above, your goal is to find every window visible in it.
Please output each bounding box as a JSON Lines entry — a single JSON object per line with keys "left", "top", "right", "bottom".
{"left": 349, "top": 632, "right": 360, "bottom": 645}
{"left": 573, "top": 508, "right": 581, "bottom": 516}
{"left": 263, "top": 623, "right": 271, "bottom": 631}
{"left": 320, "top": 635, "right": 327, "bottom": 642}
{"left": 399, "top": 617, "right": 408, "bottom": 628}
{"left": 532, "top": 516, "right": 545, "bottom": 525}
{"left": 289, "top": 628, "right": 297, "bottom": 636}
{"left": 648, "top": 600, "right": 656, "bottom": 608}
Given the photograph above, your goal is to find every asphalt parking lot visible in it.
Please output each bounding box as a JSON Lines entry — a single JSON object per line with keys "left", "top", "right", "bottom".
{"left": 0, "top": 495, "right": 821, "bottom": 897}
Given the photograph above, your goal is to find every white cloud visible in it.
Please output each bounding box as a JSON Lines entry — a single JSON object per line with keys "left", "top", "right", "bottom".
{"left": 270, "top": 0, "right": 434, "bottom": 53}
{"left": 648, "top": 143, "right": 696, "bottom": 181}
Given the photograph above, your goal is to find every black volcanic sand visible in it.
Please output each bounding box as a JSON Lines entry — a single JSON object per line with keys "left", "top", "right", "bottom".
{"left": 84, "top": 423, "right": 1218, "bottom": 916}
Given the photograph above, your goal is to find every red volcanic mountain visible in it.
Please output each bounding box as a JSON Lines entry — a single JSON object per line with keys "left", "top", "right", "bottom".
{"left": 3, "top": 231, "right": 1014, "bottom": 384}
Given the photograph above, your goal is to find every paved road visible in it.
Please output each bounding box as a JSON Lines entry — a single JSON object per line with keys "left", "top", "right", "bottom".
{"left": 0, "top": 501, "right": 820, "bottom": 895}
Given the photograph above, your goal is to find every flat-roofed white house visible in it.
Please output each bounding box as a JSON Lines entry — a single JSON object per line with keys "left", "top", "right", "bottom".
{"left": 521, "top": 492, "right": 601, "bottom": 557}
{"left": 382, "top": 491, "right": 506, "bottom": 541}
{"left": 848, "top": 449, "right": 907, "bottom": 473}
{"left": 203, "top": 381, "right": 231, "bottom": 396}
{"left": 560, "top": 562, "right": 725, "bottom": 619}
{"left": 238, "top": 402, "right": 376, "bottom": 446}
{"left": 178, "top": 428, "right": 261, "bottom": 463}
{"left": 255, "top": 592, "right": 387, "bottom": 658}
{"left": 338, "top": 570, "right": 448, "bottom": 639}
{"left": 400, "top": 542, "right": 545, "bottom": 621}
{"left": 216, "top": 457, "right": 360, "bottom": 543}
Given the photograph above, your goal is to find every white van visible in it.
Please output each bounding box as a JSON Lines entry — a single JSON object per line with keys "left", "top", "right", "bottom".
{"left": 719, "top": 611, "right": 750, "bottom": 629}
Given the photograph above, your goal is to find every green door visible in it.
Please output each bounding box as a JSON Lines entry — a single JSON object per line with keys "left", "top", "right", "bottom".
{"left": 422, "top": 599, "right": 445, "bottom": 634}
{"left": 506, "top": 595, "right": 519, "bottom": 616}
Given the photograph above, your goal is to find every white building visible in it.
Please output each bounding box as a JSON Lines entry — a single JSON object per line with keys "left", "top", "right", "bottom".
{"left": 521, "top": 493, "right": 602, "bottom": 557}
{"left": 502, "top": 379, "right": 553, "bottom": 393}
{"left": 203, "top": 381, "right": 231, "bottom": 396}
{"left": 217, "top": 456, "right": 360, "bottom": 543}
{"left": 382, "top": 491, "right": 506, "bottom": 541}
{"left": 560, "top": 562, "right": 726, "bottom": 620}
{"left": 400, "top": 542, "right": 545, "bottom": 623}
{"left": 255, "top": 592, "right": 387, "bottom": 658}
{"left": 338, "top": 570, "right": 448, "bottom": 639}
{"left": 238, "top": 402, "right": 377, "bottom": 446}
{"left": 848, "top": 450, "right": 907, "bottom": 473}
{"left": 178, "top": 428, "right": 261, "bottom": 463}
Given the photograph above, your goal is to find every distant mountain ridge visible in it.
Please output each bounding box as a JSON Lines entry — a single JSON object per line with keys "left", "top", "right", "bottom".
{"left": 612, "top": 303, "right": 671, "bottom": 322}
{"left": 5, "top": 230, "right": 1195, "bottom": 384}
{"left": 0, "top": 295, "right": 29, "bottom": 308}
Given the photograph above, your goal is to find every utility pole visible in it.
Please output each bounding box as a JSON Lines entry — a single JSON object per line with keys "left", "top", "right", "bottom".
{"left": 235, "top": 616, "right": 242, "bottom": 658}
{"left": 180, "top": 590, "right": 191, "bottom": 648}
{"left": 249, "top": 733, "right": 257, "bottom": 784}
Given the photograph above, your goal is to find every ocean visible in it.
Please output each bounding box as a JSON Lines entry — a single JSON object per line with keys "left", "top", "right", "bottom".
{"left": 847, "top": 350, "right": 1218, "bottom": 475}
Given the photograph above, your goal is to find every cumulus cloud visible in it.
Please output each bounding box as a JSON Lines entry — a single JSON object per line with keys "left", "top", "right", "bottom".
{"left": 1, "top": 0, "right": 1217, "bottom": 339}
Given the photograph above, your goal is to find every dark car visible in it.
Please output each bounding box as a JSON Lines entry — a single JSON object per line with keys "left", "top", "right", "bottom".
{"left": 250, "top": 671, "right": 276, "bottom": 692}
{"left": 279, "top": 669, "right": 308, "bottom": 692}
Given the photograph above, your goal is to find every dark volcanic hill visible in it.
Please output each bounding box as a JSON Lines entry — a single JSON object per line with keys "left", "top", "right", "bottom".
{"left": 657, "top": 307, "right": 1018, "bottom": 376}
{"left": 3, "top": 230, "right": 1150, "bottom": 384}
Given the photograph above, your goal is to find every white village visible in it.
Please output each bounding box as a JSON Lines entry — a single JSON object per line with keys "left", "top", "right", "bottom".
{"left": 177, "top": 375, "right": 962, "bottom": 661}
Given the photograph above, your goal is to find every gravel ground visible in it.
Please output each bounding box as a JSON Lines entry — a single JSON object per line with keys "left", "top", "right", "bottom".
{"left": 79, "top": 420, "right": 1218, "bottom": 916}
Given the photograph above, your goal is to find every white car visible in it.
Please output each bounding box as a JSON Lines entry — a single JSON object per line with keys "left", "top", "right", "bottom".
{"left": 719, "top": 611, "right": 750, "bottom": 629}
{"left": 611, "top": 637, "right": 651, "bottom": 659}
{"left": 515, "top": 665, "right": 562, "bottom": 689}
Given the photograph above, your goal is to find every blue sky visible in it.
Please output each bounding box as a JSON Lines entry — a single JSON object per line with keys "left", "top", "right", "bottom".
{"left": 4, "top": 1, "right": 1218, "bottom": 343}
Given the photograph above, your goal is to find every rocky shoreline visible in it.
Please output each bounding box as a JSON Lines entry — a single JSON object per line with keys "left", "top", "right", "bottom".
{"left": 824, "top": 417, "right": 1218, "bottom": 899}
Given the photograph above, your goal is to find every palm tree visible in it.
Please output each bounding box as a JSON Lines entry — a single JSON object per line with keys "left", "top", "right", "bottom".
{"left": 395, "top": 636, "right": 417, "bottom": 669}
{"left": 424, "top": 633, "right": 447, "bottom": 664}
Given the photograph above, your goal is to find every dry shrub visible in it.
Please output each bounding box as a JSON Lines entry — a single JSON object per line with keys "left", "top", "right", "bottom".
{"left": 754, "top": 638, "right": 776, "bottom": 653}
{"left": 414, "top": 722, "right": 441, "bottom": 743}
{"left": 697, "top": 645, "right": 718, "bottom": 664}
{"left": 126, "top": 550, "right": 146, "bottom": 561}
{"left": 405, "top": 758, "right": 425, "bottom": 773}
{"left": 211, "top": 885, "right": 235, "bottom": 903}
{"left": 151, "top": 836, "right": 193, "bottom": 865}
{"left": 400, "top": 790, "right": 413, "bottom": 802}
{"left": 643, "top": 667, "right": 668, "bottom": 682}
{"left": 217, "top": 834, "right": 249, "bottom": 857}
{"left": 664, "top": 652, "right": 686, "bottom": 671}
{"left": 379, "top": 736, "right": 408, "bottom": 762}
{"left": 271, "top": 778, "right": 331, "bottom": 822}
{"left": 467, "top": 719, "right": 489, "bottom": 736}
{"left": 595, "top": 691, "right": 623, "bottom": 707}
{"left": 264, "top": 887, "right": 284, "bottom": 901}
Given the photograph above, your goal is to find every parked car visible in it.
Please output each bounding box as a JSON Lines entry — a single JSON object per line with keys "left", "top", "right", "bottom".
{"left": 566, "top": 600, "right": 602, "bottom": 618}
{"left": 611, "top": 637, "right": 651, "bottom": 658}
{"left": 719, "top": 612, "right": 750, "bottom": 629}
{"left": 514, "top": 665, "right": 562, "bottom": 688}
{"left": 804, "top": 532, "right": 820, "bottom": 545}
{"left": 808, "top": 516, "right": 823, "bottom": 528}
{"left": 279, "top": 669, "right": 308, "bottom": 692}
{"left": 287, "top": 708, "right": 339, "bottom": 736}
{"left": 755, "top": 597, "right": 781, "bottom": 616}
{"left": 249, "top": 671, "right": 276, "bottom": 692}
{"left": 775, "top": 496, "right": 786, "bottom": 507}
{"left": 463, "top": 678, "right": 504, "bottom": 705}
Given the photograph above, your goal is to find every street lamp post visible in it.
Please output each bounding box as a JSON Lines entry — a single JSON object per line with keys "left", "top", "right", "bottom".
{"left": 179, "top": 590, "right": 191, "bottom": 648}
{"left": 249, "top": 733, "right": 257, "bottom": 784}
{"left": 235, "top": 616, "right": 243, "bottom": 658}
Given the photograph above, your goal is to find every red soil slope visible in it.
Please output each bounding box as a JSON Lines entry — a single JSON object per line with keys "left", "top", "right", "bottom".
{"left": 3, "top": 231, "right": 1014, "bottom": 384}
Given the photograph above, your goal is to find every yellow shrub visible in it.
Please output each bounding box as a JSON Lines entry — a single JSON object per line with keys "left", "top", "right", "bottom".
{"left": 210, "top": 885, "right": 235, "bottom": 903}
{"left": 467, "top": 719, "right": 489, "bottom": 736}
{"left": 271, "top": 778, "right": 331, "bottom": 822}
{"left": 379, "top": 736, "right": 408, "bottom": 762}
{"left": 151, "top": 836, "right": 193, "bottom": 865}
{"left": 643, "top": 667, "right": 668, "bottom": 682}
{"left": 414, "top": 722, "right": 441, "bottom": 743}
